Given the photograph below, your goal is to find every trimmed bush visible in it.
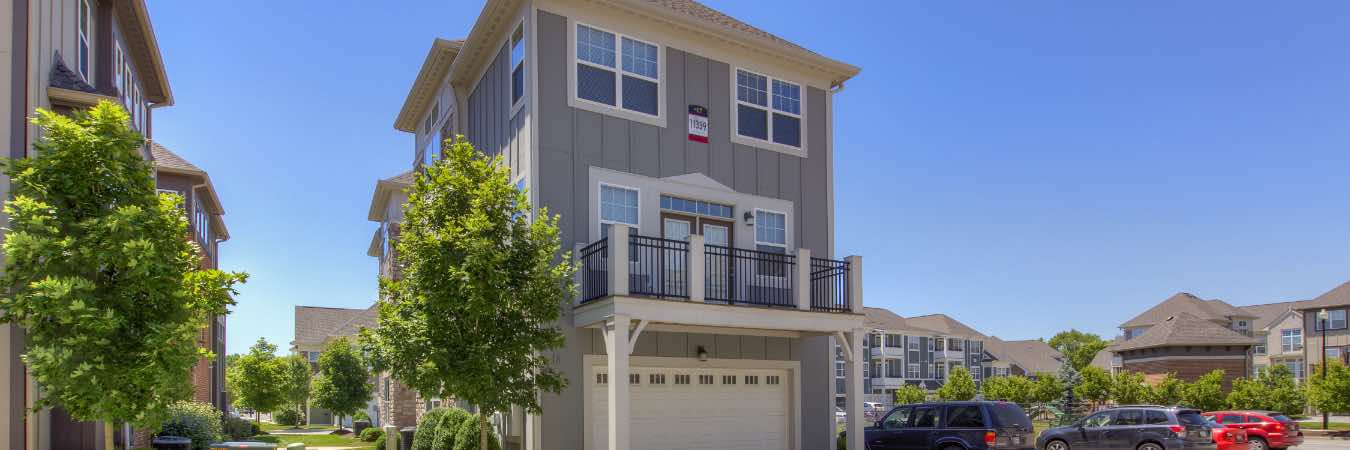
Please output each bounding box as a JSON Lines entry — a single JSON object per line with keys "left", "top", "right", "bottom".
{"left": 374, "top": 433, "right": 387, "bottom": 450}
{"left": 412, "top": 407, "right": 447, "bottom": 450}
{"left": 451, "top": 414, "right": 501, "bottom": 450}
{"left": 355, "top": 410, "right": 372, "bottom": 422}
{"left": 837, "top": 430, "right": 847, "bottom": 450}
{"left": 222, "top": 416, "right": 255, "bottom": 440}
{"left": 361, "top": 427, "right": 384, "bottom": 442}
{"left": 433, "top": 408, "right": 473, "bottom": 450}
{"left": 274, "top": 408, "right": 302, "bottom": 426}
{"left": 158, "top": 401, "right": 223, "bottom": 450}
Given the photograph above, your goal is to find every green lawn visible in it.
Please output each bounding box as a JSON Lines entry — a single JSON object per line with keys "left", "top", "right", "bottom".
{"left": 249, "top": 433, "right": 375, "bottom": 449}
{"left": 257, "top": 422, "right": 339, "bottom": 433}
{"left": 1297, "top": 421, "right": 1350, "bottom": 430}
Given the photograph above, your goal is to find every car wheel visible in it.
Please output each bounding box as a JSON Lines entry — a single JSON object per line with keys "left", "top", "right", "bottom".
{"left": 1250, "top": 437, "right": 1268, "bottom": 450}
{"left": 1138, "top": 442, "right": 1163, "bottom": 450}
{"left": 1046, "top": 440, "right": 1070, "bottom": 450}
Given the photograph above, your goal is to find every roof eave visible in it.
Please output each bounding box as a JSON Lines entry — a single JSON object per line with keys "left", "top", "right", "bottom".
{"left": 394, "top": 39, "right": 464, "bottom": 133}
{"left": 115, "top": 0, "right": 173, "bottom": 105}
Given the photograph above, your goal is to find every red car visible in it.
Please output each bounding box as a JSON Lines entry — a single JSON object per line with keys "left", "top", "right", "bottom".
{"left": 1207, "top": 419, "right": 1250, "bottom": 450}
{"left": 1203, "top": 411, "right": 1303, "bottom": 450}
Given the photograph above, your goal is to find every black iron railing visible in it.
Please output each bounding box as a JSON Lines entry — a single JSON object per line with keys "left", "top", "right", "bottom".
{"left": 579, "top": 238, "right": 608, "bottom": 303}
{"left": 705, "top": 244, "right": 796, "bottom": 308}
{"left": 628, "top": 235, "right": 689, "bottom": 299}
{"left": 810, "top": 257, "right": 851, "bottom": 312}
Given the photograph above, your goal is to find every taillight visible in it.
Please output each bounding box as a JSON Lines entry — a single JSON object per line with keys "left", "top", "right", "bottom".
{"left": 1170, "top": 425, "right": 1186, "bottom": 437}
{"left": 985, "top": 431, "right": 997, "bottom": 447}
{"left": 1271, "top": 422, "right": 1285, "bottom": 433}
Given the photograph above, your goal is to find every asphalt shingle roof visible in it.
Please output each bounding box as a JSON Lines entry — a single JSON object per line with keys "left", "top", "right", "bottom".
{"left": 1111, "top": 312, "right": 1258, "bottom": 351}
{"left": 294, "top": 305, "right": 372, "bottom": 346}
{"left": 647, "top": 0, "right": 822, "bottom": 58}
{"left": 1293, "top": 281, "right": 1350, "bottom": 311}
{"left": 986, "top": 337, "right": 1063, "bottom": 375}
{"left": 863, "top": 307, "right": 941, "bottom": 334}
{"left": 1120, "top": 292, "right": 1255, "bottom": 328}
{"left": 905, "top": 314, "right": 986, "bottom": 339}
{"left": 149, "top": 141, "right": 203, "bottom": 174}
{"left": 1240, "top": 300, "right": 1315, "bottom": 331}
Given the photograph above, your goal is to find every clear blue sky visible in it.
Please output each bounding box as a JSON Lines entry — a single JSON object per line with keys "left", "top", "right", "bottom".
{"left": 146, "top": 1, "right": 1350, "bottom": 355}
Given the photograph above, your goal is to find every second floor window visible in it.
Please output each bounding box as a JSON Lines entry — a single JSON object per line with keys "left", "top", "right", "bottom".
{"left": 193, "top": 196, "right": 210, "bottom": 254}
{"left": 735, "top": 69, "right": 802, "bottom": 149}
{"left": 78, "top": 0, "right": 91, "bottom": 81}
{"left": 1282, "top": 328, "right": 1303, "bottom": 353}
{"left": 599, "top": 184, "right": 639, "bottom": 237}
{"left": 511, "top": 24, "right": 525, "bottom": 109}
{"left": 1317, "top": 309, "right": 1348, "bottom": 331}
{"left": 885, "top": 334, "right": 902, "bottom": 348}
{"left": 575, "top": 24, "right": 660, "bottom": 117}
{"left": 907, "top": 363, "right": 920, "bottom": 379}
{"left": 949, "top": 339, "right": 964, "bottom": 352}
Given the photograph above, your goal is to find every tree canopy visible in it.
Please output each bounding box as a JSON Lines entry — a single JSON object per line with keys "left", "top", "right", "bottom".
{"left": 983, "top": 375, "right": 1035, "bottom": 404}
{"left": 281, "top": 354, "right": 313, "bottom": 421}
{"left": 227, "top": 338, "right": 286, "bottom": 424}
{"left": 1047, "top": 330, "right": 1108, "bottom": 371}
{"left": 1149, "top": 373, "right": 1185, "bottom": 406}
{"left": 311, "top": 337, "right": 373, "bottom": 429}
{"left": 1308, "top": 361, "right": 1350, "bottom": 415}
{"left": 1030, "top": 373, "right": 1063, "bottom": 404}
{"left": 937, "top": 366, "right": 978, "bottom": 401}
{"left": 1074, "top": 366, "right": 1112, "bottom": 405}
{"left": 0, "top": 102, "right": 246, "bottom": 429}
{"left": 1110, "top": 371, "right": 1149, "bottom": 405}
{"left": 893, "top": 384, "right": 928, "bottom": 405}
{"left": 1182, "top": 369, "right": 1226, "bottom": 412}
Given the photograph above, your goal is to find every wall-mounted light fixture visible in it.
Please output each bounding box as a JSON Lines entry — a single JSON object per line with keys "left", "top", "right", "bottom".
{"left": 743, "top": 211, "right": 755, "bottom": 227}
{"left": 696, "top": 346, "right": 709, "bottom": 362}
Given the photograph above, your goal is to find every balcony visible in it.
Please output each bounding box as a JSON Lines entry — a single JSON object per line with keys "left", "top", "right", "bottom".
{"left": 934, "top": 349, "right": 964, "bottom": 361}
{"left": 871, "top": 377, "right": 908, "bottom": 388}
{"left": 576, "top": 226, "right": 859, "bottom": 316}
{"left": 869, "top": 347, "right": 907, "bottom": 359}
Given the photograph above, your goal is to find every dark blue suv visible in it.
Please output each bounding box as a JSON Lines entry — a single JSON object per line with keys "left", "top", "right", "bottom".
{"left": 1036, "top": 407, "right": 1217, "bottom": 450}
{"left": 865, "top": 401, "right": 1035, "bottom": 450}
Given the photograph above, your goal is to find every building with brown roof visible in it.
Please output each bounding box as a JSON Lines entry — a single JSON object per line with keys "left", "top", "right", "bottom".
{"left": 982, "top": 337, "right": 1063, "bottom": 378}
{"left": 1294, "top": 281, "right": 1350, "bottom": 377}
{"left": 291, "top": 305, "right": 382, "bottom": 427}
{"left": 1110, "top": 312, "right": 1257, "bottom": 388}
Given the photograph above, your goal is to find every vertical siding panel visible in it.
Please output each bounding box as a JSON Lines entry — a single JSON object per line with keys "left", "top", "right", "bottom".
{"left": 756, "top": 150, "right": 779, "bottom": 198}
{"left": 779, "top": 156, "right": 803, "bottom": 247}
{"left": 715, "top": 334, "right": 741, "bottom": 359}
{"left": 629, "top": 123, "right": 659, "bottom": 177}
{"left": 732, "top": 144, "right": 756, "bottom": 193}
{"left": 575, "top": 110, "right": 604, "bottom": 238}
{"left": 601, "top": 116, "right": 629, "bottom": 171}
{"left": 658, "top": 49, "right": 686, "bottom": 177}
{"left": 657, "top": 332, "right": 687, "bottom": 358}
{"left": 706, "top": 60, "right": 734, "bottom": 187}
{"left": 683, "top": 53, "right": 710, "bottom": 176}
{"left": 537, "top": 12, "right": 575, "bottom": 244}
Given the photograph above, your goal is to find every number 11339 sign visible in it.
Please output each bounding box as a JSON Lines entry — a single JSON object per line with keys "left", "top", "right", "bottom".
{"left": 688, "top": 105, "right": 709, "bottom": 143}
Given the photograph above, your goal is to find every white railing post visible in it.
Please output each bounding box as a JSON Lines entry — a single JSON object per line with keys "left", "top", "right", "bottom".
{"left": 610, "top": 225, "right": 630, "bottom": 297}
{"left": 383, "top": 425, "right": 398, "bottom": 450}
{"left": 689, "top": 235, "right": 705, "bottom": 302}
{"left": 796, "top": 248, "right": 812, "bottom": 310}
{"left": 574, "top": 242, "right": 585, "bottom": 306}
{"left": 846, "top": 255, "right": 863, "bottom": 313}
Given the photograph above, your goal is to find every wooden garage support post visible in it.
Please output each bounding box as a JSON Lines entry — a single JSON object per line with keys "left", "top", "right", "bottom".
{"left": 602, "top": 315, "right": 631, "bottom": 450}
{"left": 840, "top": 328, "right": 865, "bottom": 450}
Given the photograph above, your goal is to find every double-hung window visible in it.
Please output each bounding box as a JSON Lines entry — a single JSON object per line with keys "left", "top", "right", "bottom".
{"left": 599, "top": 184, "right": 639, "bottom": 238}
{"left": 78, "top": 0, "right": 91, "bottom": 81}
{"left": 1282, "top": 329, "right": 1303, "bottom": 353}
{"left": 907, "top": 363, "right": 920, "bottom": 379}
{"left": 575, "top": 24, "right": 660, "bottom": 116}
{"left": 754, "top": 209, "right": 788, "bottom": 276}
{"left": 510, "top": 24, "right": 526, "bottom": 110}
{"left": 422, "top": 102, "right": 441, "bottom": 166}
{"left": 735, "top": 69, "right": 803, "bottom": 149}
{"left": 1317, "top": 309, "right": 1348, "bottom": 331}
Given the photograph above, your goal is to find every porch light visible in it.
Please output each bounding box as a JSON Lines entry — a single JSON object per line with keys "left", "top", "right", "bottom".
{"left": 1319, "top": 309, "right": 1329, "bottom": 321}
{"left": 743, "top": 211, "right": 754, "bottom": 226}
{"left": 697, "top": 346, "right": 709, "bottom": 361}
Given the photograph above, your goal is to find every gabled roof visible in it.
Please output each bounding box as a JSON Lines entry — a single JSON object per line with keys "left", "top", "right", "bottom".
{"left": 393, "top": 38, "right": 464, "bottom": 132}
{"left": 905, "top": 314, "right": 986, "bottom": 339}
{"left": 1294, "top": 281, "right": 1350, "bottom": 311}
{"left": 150, "top": 141, "right": 229, "bottom": 240}
{"left": 862, "top": 307, "right": 941, "bottom": 335}
{"left": 368, "top": 170, "right": 415, "bottom": 222}
{"left": 293, "top": 305, "right": 375, "bottom": 347}
{"left": 1090, "top": 338, "right": 1122, "bottom": 370}
{"left": 1119, "top": 292, "right": 1255, "bottom": 328}
{"left": 985, "top": 337, "right": 1063, "bottom": 375}
{"left": 1240, "top": 299, "right": 1314, "bottom": 332}
{"left": 1110, "top": 312, "right": 1258, "bottom": 352}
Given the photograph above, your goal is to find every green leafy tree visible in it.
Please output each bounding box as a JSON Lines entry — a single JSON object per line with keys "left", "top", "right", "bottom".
{"left": 937, "top": 366, "right": 978, "bottom": 401}
{"left": 1074, "top": 366, "right": 1112, "bottom": 406}
{"left": 1257, "top": 365, "right": 1307, "bottom": 415}
{"left": 983, "top": 375, "right": 1034, "bottom": 404}
{"left": 1047, "top": 330, "right": 1108, "bottom": 371}
{"left": 1182, "top": 369, "right": 1226, "bottom": 411}
{"left": 227, "top": 338, "right": 286, "bottom": 425}
{"left": 894, "top": 384, "right": 928, "bottom": 405}
{"left": 362, "top": 137, "right": 575, "bottom": 450}
{"left": 310, "top": 337, "right": 373, "bottom": 430}
{"left": 1150, "top": 373, "right": 1186, "bottom": 406}
{"left": 0, "top": 102, "right": 247, "bottom": 443}
{"left": 1307, "top": 361, "right": 1350, "bottom": 415}
{"left": 281, "top": 354, "right": 313, "bottom": 423}
{"left": 1030, "top": 373, "right": 1064, "bottom": 404}
{"left": 1110, "top": 371, "right": 1149, "bottom": 405}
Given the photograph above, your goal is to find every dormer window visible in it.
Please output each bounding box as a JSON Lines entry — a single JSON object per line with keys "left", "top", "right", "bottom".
{"left": 574, "top": 23, "right": 662, "bottom": 120}
{"left": 735, "top": 69, "right": 803, "bottom": 150}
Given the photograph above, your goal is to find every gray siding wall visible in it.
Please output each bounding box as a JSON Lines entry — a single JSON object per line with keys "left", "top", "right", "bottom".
{"left": 466, "top": 42, "right": 529, "bottom": 175}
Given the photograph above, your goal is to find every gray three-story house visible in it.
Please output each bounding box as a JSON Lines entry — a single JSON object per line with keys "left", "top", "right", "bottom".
{"left": 385, "top": 1, "right": 865, "bottom": 449}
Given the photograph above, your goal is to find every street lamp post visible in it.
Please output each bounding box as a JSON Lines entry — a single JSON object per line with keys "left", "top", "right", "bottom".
{"left": 1320, "top": 308, "right": 1330, "bottom": 431}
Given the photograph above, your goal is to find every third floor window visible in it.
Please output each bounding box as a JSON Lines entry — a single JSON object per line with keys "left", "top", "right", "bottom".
{"left": 78, "top": 0, "right": 91, "bottom": 81}
{"left": 735, "top": 69, "right": 802, "bottom": 149}
{"left": 575, "top": 24, "right": 660, "bottom": 117}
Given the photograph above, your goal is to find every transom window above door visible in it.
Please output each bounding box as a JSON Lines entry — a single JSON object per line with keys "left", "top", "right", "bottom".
{"left": 660, "top": 195, "right": 733, "bottom": 219}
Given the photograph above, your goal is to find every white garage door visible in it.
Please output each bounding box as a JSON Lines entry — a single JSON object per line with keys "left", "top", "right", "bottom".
{"left": 590, "top": 367, "right": 789, "bottom": 450}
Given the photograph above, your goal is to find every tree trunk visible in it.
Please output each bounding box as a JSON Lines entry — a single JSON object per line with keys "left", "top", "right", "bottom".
{"left": 479, "top": 413, "right": 489, "bottom": 450}
{"left": 103, "top": 422, "right": 114, "bottom": 450}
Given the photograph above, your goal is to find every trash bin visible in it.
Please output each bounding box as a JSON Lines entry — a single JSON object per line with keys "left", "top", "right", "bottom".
{"left": 354, "top": 420, "right": 371, "bottom": 435}
{"left": 152, "top": 436, "right": 191, "bottom": 450}
{"left": 400, "top": 427, "right": 417, "bottom": 450}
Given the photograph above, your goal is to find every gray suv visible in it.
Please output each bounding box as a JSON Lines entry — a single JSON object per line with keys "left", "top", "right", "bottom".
{"left": 1037, "top": 407, "right": 1217, "bottom": 450}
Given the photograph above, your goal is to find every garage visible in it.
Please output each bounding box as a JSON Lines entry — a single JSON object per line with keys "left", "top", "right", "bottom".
{"left": 589, "top": 366, "right": 791, "bottom": 450}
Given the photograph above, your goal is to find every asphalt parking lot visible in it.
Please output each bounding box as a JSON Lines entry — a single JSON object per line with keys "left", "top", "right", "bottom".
{"left": 1298, "top": 440, "right": 1350, "bottom": 450}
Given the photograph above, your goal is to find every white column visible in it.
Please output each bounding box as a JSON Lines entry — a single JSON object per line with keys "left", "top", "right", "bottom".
{"left": 845, "top": 328, "right": 866, "bottom": 450}
{"left": 383, "top": 425, "right": 398, "bottom": 450}
{"left": 610, "top": 226, "right": 630, "bottom": 297}
{"left": 845, "top": 255, "right": 863, "bottom": 313}
{"left": 689, "top": 234, "right": 705, "bottom": 302}
{"left": 605, "top": 315, "right": 631, "bottom": 450}
{"left": 796, "top": 248, "right": 812, "bottom": 310}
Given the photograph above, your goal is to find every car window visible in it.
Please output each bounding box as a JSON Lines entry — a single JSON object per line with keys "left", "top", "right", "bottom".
{"left": 913, "top": 407, "right": 940, "bottom": 428}
{"left": 1177, "top": 412, "right": 1209, "bottom": 427}
{"left": 1220, "top": 415, "right": 1246, "bottom": 424}
{"left": 1246, "top": 415, "right": 1266, "bottom": 423}
{"left": 1146, "top": 410, "right": 1170, "bottom": 424}
{"left": 882, "top": 408, "right": 911, "bottom": 429}
{"left": 946, "top": 405, "right": 986, "bottom": 428}
{"left": 989, "top": 403, "right": 1033, "bottom": 428}
{"left": 1113, "top": 409, "right": 1144, "bottom": 426}
{"left": 1270, "top": 415, "right": 1293, "bottom": 423}
{"left": 1083, "top": 412, "right": 1114, "bottom": 428}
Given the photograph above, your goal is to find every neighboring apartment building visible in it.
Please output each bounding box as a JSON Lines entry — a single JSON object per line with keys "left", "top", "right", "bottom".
{"left": 1295, "top": 281, "right": 1350, "bottom": 377}
{"left": 3, "top": 1, "right": 176, "bottom": 448}
{"left": 386, "top": 1, "right": 865, "bottom": 449}
{"left": 291, "top": 305, "right": 381, "bottom": 427}
{"left": 1106, "top": 293, "right": 1259, "bottom": 388}
{"left": 1241, "top": 300, "right": 1312, "bottom": 381}
{"left": 982, "top": 337, "right": 1063, "bottom": 379}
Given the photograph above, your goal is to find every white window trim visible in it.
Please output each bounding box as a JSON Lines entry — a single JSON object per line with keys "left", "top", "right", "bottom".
{"left": 730, "top": 67, "right": 808, "bottom": 158}
{"left": 597, "top": 182, "right": 640, "bottom": 239}
{"left": 78, "top": 0, "right": 91, "bottom": 81}
{"left": 752, "top": 207, "right": 789, "bottom": 248}
{"left": 509, "top": 19, "right": 527, "bottom": 117}
{"left": 567, "top": 20, "right": 667, "bottom": 128}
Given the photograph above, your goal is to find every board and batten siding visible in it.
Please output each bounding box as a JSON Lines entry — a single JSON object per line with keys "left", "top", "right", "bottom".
{"left": 534, "top": 10, "right": 832, "bottom": 257}
{"left": 466, "top": 42, "right": 529, "bottom": 177}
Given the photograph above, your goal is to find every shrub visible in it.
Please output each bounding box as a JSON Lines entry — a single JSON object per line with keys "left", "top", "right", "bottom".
{"left": 411, "top": 407, "right": 447, "bottom": 450}
{"left": 274, "top": 408, "right": 302, "bottom": 426}
{"left": 158, "top": 401, "right": 222, "bottom": 450}
{"left": 434, "top": 408, "right": 473, "bottom": 450}
{"left": 837, "top": 430, "right": 847, "bottom": 450}
{"left": 222, "top": 416, "right": 255, "bottom": 440}
{"left": 361, "top": 427, "right": 384, "bottom": 442}
{"left": 452, "top": 414, "right": 501, "bottom": 450}
{"left": 374, "top": 433, "right": 387, "bottom": 450}
{"left": 355, "top": 410, "right": 372, "bottom": 422}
